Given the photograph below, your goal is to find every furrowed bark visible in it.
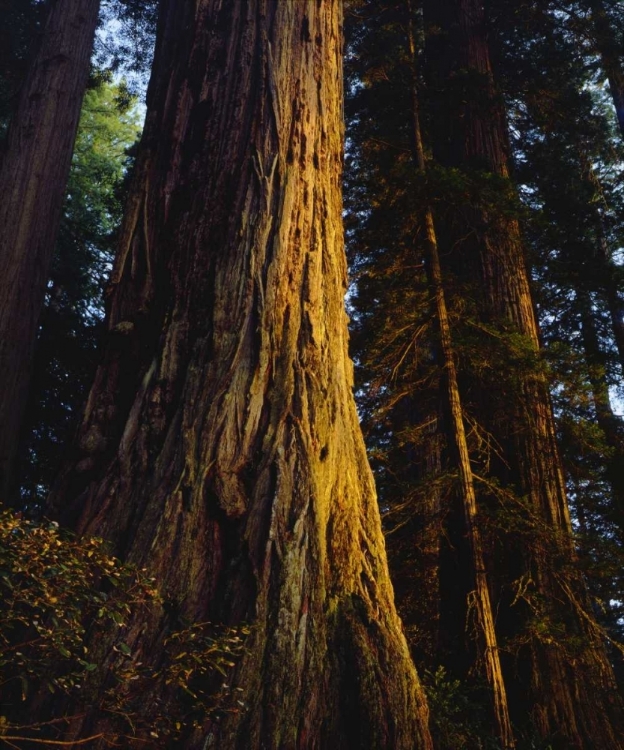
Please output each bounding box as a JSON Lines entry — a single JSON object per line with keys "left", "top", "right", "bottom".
{"left": 48, "top": 1, "right": 432, "bottom": 748}
{"left": 423, "top": 0, "right": 624, "bottom": 746}
{"left": 0, "top": 0, "right": 100, "bottom": 501}
{"left": 406, "top": 5, "right": 514, "bottom": 746}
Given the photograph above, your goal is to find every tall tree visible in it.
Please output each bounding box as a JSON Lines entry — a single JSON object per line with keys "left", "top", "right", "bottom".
{"left": 423, "top": 0, "right": 624, "bottom": 745}
{"left": 15, "top": 79, "right": 142, "bottom": 509}
{"left": 0, "top": 0, "right": 101, "bottom": 501}
{"left": 405, "top": 4, "right": 513, "bottom": 744}
{"left": 48, "top": 1, "right": 433, "bottom": 747}
{"left": 566, "top": 0, "right": 624, "bottom": 370}
{"left": 488, "top": 0, "right": 624, "bottom": 626}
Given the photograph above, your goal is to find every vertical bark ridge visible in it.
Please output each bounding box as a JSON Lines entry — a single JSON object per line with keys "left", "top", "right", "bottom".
{"left": 49, "top": 2, "right": 432, "bottom": 748}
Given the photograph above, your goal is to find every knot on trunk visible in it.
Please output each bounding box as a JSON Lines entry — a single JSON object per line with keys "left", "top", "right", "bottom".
{"left": 79, "top": 424, "right": 107, "bottom": 454}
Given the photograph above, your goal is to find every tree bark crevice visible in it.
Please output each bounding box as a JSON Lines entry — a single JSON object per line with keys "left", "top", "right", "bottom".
{"left": 48, "top": 2, "right": 433, "bottom": 747}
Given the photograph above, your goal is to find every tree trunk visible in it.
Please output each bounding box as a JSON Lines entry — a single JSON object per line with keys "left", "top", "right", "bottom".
{"left": 0, "top": 0, "right": 100, "bottom": 501}
{"left": 423, "top": 0, "right": 624, "bottom": 746}
{"left": 406, "top": 6, "right": 514, "bottom": 745}
{"left": 48, "top": 1, "right": 432, "bottom": 748}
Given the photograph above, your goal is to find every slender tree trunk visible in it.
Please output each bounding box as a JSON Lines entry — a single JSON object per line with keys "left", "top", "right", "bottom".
{"left": 423, "top": 0, "right": 624, "bottom": 745}
{"left": 0, "top": 0, "right": 100, "bottom": 501}
{"left": 48, "top": 1, "right": 432, "bottom": 748}
{"left": 405, "top": 5, "right": 514, "bottom": 746}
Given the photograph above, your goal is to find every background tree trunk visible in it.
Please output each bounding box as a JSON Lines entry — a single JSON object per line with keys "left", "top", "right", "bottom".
{"left": 49, "top": 1, "right": 432, "bottom": 748}
{"left": 423, "top": 0, "right": 624, "bottom": 746}
{"left": 0, "top": 0, "right": 100, "bottom": 501}
{"left": 406, "top": 7, "right": 514, "bottom": 744}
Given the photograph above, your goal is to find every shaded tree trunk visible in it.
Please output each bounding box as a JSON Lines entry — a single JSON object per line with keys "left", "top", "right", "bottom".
{"left": 0, "top": 0, "right": 100, "bottom": 501}
{"left": 48, "top": 1, "right": 432, "bottom": 748}
{"left": 423, "top": 0, "right": 624, "bottom": 746}
{"left": 406, "top": 5, "right": 514, "bottom": 745}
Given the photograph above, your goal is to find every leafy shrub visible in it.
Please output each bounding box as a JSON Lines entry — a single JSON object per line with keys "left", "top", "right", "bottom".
{"left": 0, "top": 510, "right": 158, "bottom": 703}
{"left": 0, "top": 510, "right": 248, "bottom": 746}
{"left": 423, "top": 666, "right": 503, "bottom": 750}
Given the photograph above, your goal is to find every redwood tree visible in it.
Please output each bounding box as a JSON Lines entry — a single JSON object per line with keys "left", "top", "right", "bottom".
{"left": 423, "top": 0, "right": 624, "bottom": 745}
{"left": 48, "top": 1, "right": 432, "bottom": 747}
{"left": 0, "top": 0, "right": 100, "bottom": 501}
{"left": 406, "top": 5, "right": 513, "bottom": 743}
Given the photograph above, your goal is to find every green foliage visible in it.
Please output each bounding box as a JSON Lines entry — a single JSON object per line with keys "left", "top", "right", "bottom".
{"left": 0, "top": 509, "right": 249, "bottom": 746}
{"left": 423, "top": 666, "right": 566, "bottom": 749}
{"left": 95, "top": 619, "right": 251, "bottom": 744}
{"left": 15, "top": 77, "right": 142, "bottom": 509}
{"left": 423, "top": 666, "right": 502, "bottom": 750}
{"left": 97, "top": 0, "right": 158, "bottom": 96}
{"left": 0, "top": 509, "right": 158, "bottom": 713}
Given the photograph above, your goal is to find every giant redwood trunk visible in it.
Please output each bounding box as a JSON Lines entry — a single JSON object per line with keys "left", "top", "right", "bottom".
{"left": 0, "top": 0, "right": 100, "bottom": 500}
{"left": 423, "top": 0, "right": 624, "bottom": 746}
{"left": 48, "top": 1, "right": 432, "bottom": 747}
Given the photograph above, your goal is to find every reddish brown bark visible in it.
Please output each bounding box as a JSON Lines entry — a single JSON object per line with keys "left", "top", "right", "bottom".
{"left": 423, "top": 0, "right": 624, "bottom": 746}
{"left": 48, "top": 1, "right": 432, "bottom": 748}
{"left": 406, "top": 5, "right": 514, "bottom": 744}
{"left": 0, "top": 0, "right": 100, "bottom": 501}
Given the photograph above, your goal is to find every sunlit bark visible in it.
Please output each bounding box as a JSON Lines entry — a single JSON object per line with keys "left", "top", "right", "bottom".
{"left": 49, "top": 1, "right": 432, "bottom": 747}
